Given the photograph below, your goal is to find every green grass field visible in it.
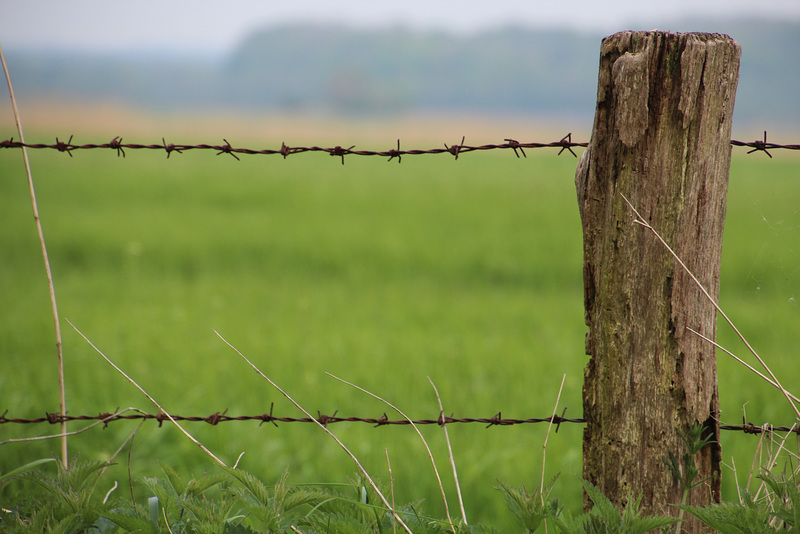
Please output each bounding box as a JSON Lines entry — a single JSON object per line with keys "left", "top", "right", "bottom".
{"left": 1, "top": 136, "right": 799, "bottom": 530}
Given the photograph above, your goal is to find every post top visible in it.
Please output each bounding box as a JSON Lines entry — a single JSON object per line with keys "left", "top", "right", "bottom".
{"left": 602, "top": 30, "right": 737, "bottom": 45}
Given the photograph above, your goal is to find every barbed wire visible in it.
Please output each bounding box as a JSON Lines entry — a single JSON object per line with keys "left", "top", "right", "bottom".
{"left": 1, "top": 132, "right": 797, "bottom": 163}
{"left": 730, "top": 131, "right": 800, "bottom": 158}
{"left": 1, "top": 408, "right": 583, "bottom": 431}
{"left": 2, "top": 409, "right": 797, "bottom": 436}
{"left": 0, "top": 133, "right": 585, "bottom": 162}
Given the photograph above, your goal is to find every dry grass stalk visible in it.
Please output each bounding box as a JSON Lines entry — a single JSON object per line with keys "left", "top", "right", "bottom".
{"left": 726, "top": 456, "right": 743, "bottom": 504}
{"left": 68, "top": 319, "right": 227, "bottom": 467}
{"left": 98, "top": 419, "right": 146, "bottom": 483}
{"left": 326, "top": 372, "right": 455, "bottom": 532}
{"left": 688, "top": 328, "right": 800, "bottom": 404}
{"left": 428, "top": 376, "right": 468, "bottom": 527}
{"left": 542, "top": 374, "right": 567, "bottom": 507}
{"left": 0, "top": 43, "right": 68, "bottom": 466}
{"left": 386, "top": 448, "right": 397, "bottom": 534}
{"left": 746, "top": 421, "right": 766, "bottom": 492}
{"left": 216, "top": 332, "right": 414, "bottom": 534}
{"left": 621, "top": 194, "right": 800, "bottom": 420}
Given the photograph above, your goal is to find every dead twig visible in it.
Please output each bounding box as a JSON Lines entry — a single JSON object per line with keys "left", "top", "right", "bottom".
{"left": 542, "top": 374, "right": 566, "bottom": 506}
{"left": 428, "top": 376, "right": 467, "bottom": 527}
{"left": 0, "top": 42, "right": 68, "bottom": 466}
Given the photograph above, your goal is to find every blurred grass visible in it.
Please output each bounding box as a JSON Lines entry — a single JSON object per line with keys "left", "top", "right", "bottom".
{"left": 0, "top": 141, "right": 798, "bottom": 529}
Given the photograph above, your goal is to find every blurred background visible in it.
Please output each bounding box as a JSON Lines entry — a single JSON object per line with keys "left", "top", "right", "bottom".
{"left": 2, "top": 2, "right": 799, "bottom": 529}
{"left": 1, "top": 0, "right": 799, "bottom": 139}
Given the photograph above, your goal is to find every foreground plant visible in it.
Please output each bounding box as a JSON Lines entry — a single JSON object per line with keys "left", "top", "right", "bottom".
{"left": 495, "top": 474, "right": 562, "bottom": 533}
{"left": 664, "top": 422, "right": 718, "bottom": 532}
{"left": 552, "top": 480, "right": 677, "bottom": 534}
{"left": 0, "top": 457, "right": 117, "bottom": 533}
{"left": 1, "top": 458, "right": 480, "bottom": 533}
{"left": 679, "top": 469, "right": 800, "bottom": 533}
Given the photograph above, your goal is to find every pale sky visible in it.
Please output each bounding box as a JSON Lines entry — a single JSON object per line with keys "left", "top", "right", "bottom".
{"left": 2, "top": 0, "right": 799, "bottom": 56}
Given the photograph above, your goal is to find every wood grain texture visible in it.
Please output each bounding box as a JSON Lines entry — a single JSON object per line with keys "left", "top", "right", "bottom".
{"left": 576, "top": 31, "right": 740, "bottom": 529}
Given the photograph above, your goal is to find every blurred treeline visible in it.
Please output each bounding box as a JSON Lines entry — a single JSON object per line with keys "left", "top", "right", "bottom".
{"left": 5, "top": 19, "right": 799, "bottom": 128}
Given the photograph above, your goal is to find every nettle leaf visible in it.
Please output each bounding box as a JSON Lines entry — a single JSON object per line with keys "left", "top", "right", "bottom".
{"left": 141, "top": 476, "right": 176, "bottom": 505}
{"left": 158, "top": 461, "right": 185, "bottom": 495}
{"left": 623, "top": 515, "right": 678, "bottom": 534}
{"left": 282, "top": 488, "right": 333, "bottom": 512}
{"left": 223, "top": 466, "right": 270, "bottom": 507}
{"left": 186, "top": 473, "right": 231, "bottom": 497}
{"left": 104, "top": 510, "right": 154, "bottom": 533}
{"left": 496, "top": 479, "right": 553, "bottom": 532}
{"left": 678, "top": 502, "right": 775, "bottom": 533}
{"left": 48, "top": 514, "right": 84, "bottom": 534}
{"left": 57, "top": 458, "right": 110, "bottom": 494}
{"left": 756, "top": 469, "right": 800, "bottom": 529}
{"left": 581, "top": 480, "right": 620, "bottom": 524}
{"left": 222, "top": 521, "right": 260, "bottom": 533}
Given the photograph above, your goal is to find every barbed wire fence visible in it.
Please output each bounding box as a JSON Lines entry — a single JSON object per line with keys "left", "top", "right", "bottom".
{"left": 2, "top": 408, "right": 797, "bottom": 437}
{"left": 2, "top": 129, "right": 799, "bottom": 444}
{"left": 1, "top": 131, "right": 798, "bottom": 162}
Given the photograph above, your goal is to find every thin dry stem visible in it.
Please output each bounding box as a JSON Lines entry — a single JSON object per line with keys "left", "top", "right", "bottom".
{"left": 621, "top": 194, "right": 800, "bottom": 420}
{"left": 99, "top": 420, "right": 145, "bottom": 482}
{"left": 0, "top": 43, "right": 67, "bottom": 466}
{"left": 68, "top": 319, "right": 227, "bottom": 467}
{"left": 103, "top": 481, "right": 118, "bottom": 504}
{"left": 233, "top": 451, "right": 246, "bottom": 469}
{"left": 216, "top": 331, "right": 413, "bottom": 534}
{"left": 428, "top": 376, "right": 467, "bottom": 527}
{"left": 164, "top": 508, "right": 175, "bottom": 534}
{"left": 687, "top": 328, "right": 800, "bottom": 404}
{"left": 100, "top": 419, "right": 144, "bottom": 486}
{"left": 727, "top": 457, "right": 743, "bottom": 504}
{"left": 542, "top": 374, "right": 566, "bottom": 506}
{"left": 762, "top": 424, "right": 800, "bottom": 469}
{"left": 325, "top": 371, "right": 454, "bottom": 532}
{"left": 747, "top": 431, "right": 766, "bottom": 492}
{"left": 127, "top": 421, "right": 138, "bottom": 510}
{"left": 386, "top": 448, "right": 397, "bottom": 534}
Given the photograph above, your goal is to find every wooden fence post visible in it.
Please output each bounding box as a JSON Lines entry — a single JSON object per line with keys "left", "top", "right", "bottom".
{"left": 576, "top": 31, "right": 740, "bottom": 529}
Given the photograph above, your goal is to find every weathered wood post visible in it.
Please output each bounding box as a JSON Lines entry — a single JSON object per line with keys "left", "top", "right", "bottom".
{"left": 576, "top": 31, "right": 740, "bottom": 529}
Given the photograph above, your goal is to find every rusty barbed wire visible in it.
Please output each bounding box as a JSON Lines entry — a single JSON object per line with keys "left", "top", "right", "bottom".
{"left": 730, "top": 131, "right": 800, "bottom": 158}
{"left": 0, "top": 133, "right": 586, "bottom": 162}
{"left": 2, "top": 408, "right": 797, "bottom": 436}
{"left": 0, "top": 408, "right": 583, "bottom": 431}
{"left": 0, "top": 132, "right": 797, "bottom": 162}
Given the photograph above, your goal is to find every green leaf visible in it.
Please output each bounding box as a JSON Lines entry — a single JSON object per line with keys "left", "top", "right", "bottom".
{"left": 186, "top": 473, "right": 230, "bottom": 497}
{"left": 158, "top": 461, "right": 185, "bottom": 495}
{"left": 0, "top": 458, "right": 56, "bottom": 482}
{"left": 48, "top": 514, "right": 84, "bottom": 534}
{"left": 223, "top": 466, "right": 270, "bottom": 507}
{"left": 105, "top": 510, "right": 156, "bottom": 533}
{"left": 678, "top": 502, "right": 776, "bottom": 533}
{"left": 496, "top": 475, "right": 561, "bottom": 532}
{"left": 581, "top": 480, "right": 620, "bottom": 525}
{"left": 57, "top": 457, "right": 111, "bottom": 495}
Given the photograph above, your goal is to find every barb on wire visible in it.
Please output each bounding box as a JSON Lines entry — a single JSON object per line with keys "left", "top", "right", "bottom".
{"left": 728, "top": 131, "right": 800, "bottom": 158}
{"left": 2, "top": 409, "right": 796, "bottom": 436}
